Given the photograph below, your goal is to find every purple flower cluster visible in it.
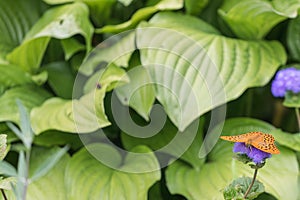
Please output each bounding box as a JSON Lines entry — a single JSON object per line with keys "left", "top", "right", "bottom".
{"left": 233, "top": 142, "right": 271, "bottom": 164}
{"left": 271, "top": 67, "right": 300, "bottom": 97}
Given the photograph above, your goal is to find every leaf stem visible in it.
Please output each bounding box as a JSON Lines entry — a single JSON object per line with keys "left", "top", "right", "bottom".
{"left": 295, "top": 108, "right": 300, "bottom": 131}
{"left": 244, "top": 168, "right": 258, "bottom": 199}
{"left": 1, "top": 189, "right": 7, "bottom": 200}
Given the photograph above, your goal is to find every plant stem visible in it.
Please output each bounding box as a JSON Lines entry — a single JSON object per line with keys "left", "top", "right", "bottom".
{"left": 22, "top": 149, "right": 31, "bottom": 200}
{"left": 1, "top": 189, "right": 7, "bottom": 200}
{"left": 295, "top": 108, "right": 300, "bottom": 131}
{"left": 244, "top": 168, "right": 258, "bottom": 199}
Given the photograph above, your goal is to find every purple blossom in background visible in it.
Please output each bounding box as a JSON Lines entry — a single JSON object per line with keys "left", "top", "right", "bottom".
{"left": 271, "top": 67, "right": 300, "bottom": 97}
{"left": 233, "top": 142, "right": 271, "bottom": 164}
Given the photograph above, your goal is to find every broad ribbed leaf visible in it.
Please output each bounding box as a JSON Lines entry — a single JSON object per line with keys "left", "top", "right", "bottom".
{"left": 7, "top": 2, "right": 93, "bottom": 73}
{"left": 0, "top": 0, "right": 44, "bottom": 60}
{"left": 137, "top": 12, "right": 286, "bottom": 131}
{"left": 97, "top": 0, "right": 183, "bottom": 33}
{"left": 287, "top": 15, "right": 300, "bottom": 61}
{"left": 166, "top": 118, "right": 299, "bottom": 200}
{"left": 65, "top": 143, "right": 160, "bottom": 200}
{"left": 219, "top": 0, "right": 300, "bottom": 39}
{"left": 0, "top": 85, "right": 51, "bottom": 124}
{"left": 32, "top": 64, "right": 128, "bottom": 134}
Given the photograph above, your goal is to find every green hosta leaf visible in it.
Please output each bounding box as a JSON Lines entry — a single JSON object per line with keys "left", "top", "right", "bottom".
{"left": 121, "top": 117, "right": 205, "bottom": 169}
{"left": 65, "top": 143, "right": 160, "bottom": 200}
{"left": 137, "top": 12, "right": 286, "bottom": 131}
{"left": 80, "top": 31, "right": 135, "bottom": 76}
{"left": 166, "top": 118, "right": 299, "bottom": 200}
{"left": 0, "top": 0, "right": 44, "bottom": 60}
{"left": 32, "top": 63, "right": 128, "bottom": 134}
{"left": 184, "top": 0, "right": 208, "bottom": 15}
{"left": 116, "top": 66, "right": 155, "bottom": 120}
{"left": 43, "top": 62, "right": 75, "bottom": 99}
{"left": 29, "top": 146, "right": 69, "bottom": 182}
{"left": 0, "top": 64, "right": 33, "bottom": 94}
{"left": 218, "top": 0, "right": 300, "bottom": 39}
{"left": 287, "top": 15, "right": 300, "bottom": 61}
{"left": 6, "top": 37, "right": 51, "bottom": 73}
{"left": 0, "top": 85, "right": 52, "bottom": 124}
{"left": 7, "top": 2, "right": 93, "bottom": 73}
{"left": 271, "top": 129, "right": 300, "bottom": 152}
{"left": 0, "top": 135, "right": 6, "bottom": 160}
{"left": 97, "top": 0, "right": 183, "bottom": 33}
{"left": 223, "top": 177, "right": 264, "bottom": 200}
{"left": 61, "top": 38, "right": 85, "bottom": 60}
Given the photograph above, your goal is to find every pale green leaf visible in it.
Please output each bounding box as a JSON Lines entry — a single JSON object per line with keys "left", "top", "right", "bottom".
{"left": 65, "top": 143, "right": 160, "bottom": 200}
{"left": 0, "top": 85, "right": 52, "bottom": 124}
{"left": 166, "top": 118, "right": 299, "bottom": 200}
{"left": 0, "top": 161, "right": 17, "bottom": 177}
{"left": 7, "top": 2, "right": 93, "bottom": 73}
{"left": 137, "top": 12, "right": 286, "bottom": 131}
{"left": 61, "top": 38, "right": 85, "bottom": 60}
{"left": 271, "top": 129, "right": 300, "bottom": 152}
{"left": 97, "top": 0, "right": 183, "bottom": 33}
{"left": 218, "top": 0, "right": 300, "bottom": 39}
{"left": 6, "top": 37, "right": 51, "bottom": 73}
{"left": 116, "top": 66, "right": 155, "bottom": 120}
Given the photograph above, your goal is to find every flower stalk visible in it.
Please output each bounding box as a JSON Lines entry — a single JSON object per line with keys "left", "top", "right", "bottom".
{"left": 244, "top": 168, "right": 258, "bottom": 199}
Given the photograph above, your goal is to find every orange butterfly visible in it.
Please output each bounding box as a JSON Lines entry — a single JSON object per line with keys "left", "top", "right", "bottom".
{"left": 220, "top": 131, "right": 280, "bottom": 154}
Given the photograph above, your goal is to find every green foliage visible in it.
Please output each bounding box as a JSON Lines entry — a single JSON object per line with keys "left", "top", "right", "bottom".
{"left": 0, "top": 0, "right": 299, "bottom": 199}
{"left": 223, "top": 177, "right": 264, "bottom": 200}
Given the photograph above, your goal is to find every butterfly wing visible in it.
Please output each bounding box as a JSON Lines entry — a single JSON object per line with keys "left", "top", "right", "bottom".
{"left": 252, "top": 133, "right": 280, "bottom": 154}
{"left": 220, "top": 132, "right": 262, "bottom": 143}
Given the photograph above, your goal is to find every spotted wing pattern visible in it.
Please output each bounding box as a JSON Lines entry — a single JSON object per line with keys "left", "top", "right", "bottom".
{"left": 220, "top": 131, "right": 280, "bottom": 154}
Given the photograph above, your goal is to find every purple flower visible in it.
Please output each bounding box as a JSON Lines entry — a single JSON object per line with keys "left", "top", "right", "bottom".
{"left": 233, "top": 142, "right": 271, "bottom": 164}
{"left": 271, "top": 67, "right": 300, "bottom": 97}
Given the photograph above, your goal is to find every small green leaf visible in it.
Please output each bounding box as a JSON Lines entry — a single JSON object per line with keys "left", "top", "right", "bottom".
{"left": 97, "top": 0, "right": 183, "bottom": 33}
{"left": 29, "top": 146, "right": 69, "bottom": 182}
{"left": 223, "top": 177, "right": 264, "bottom": 200}
{"left": 61, "top": 38, "right": 85, "bottom": 60}
{"left": 184, "top": 0, "right": 208, "bottom": 15}
{"left": 283, "top": 91, "right": 300, "bottom": 108}
{"left": 65, "top": 143, "right": 160, "bottom": 200}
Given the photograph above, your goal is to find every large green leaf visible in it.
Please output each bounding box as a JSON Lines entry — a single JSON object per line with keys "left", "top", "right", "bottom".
{"left": 121, "top": 117, "right": 205, "bottom": 169}
{"left": 136, "top": 12, "right": 286, "bottom": 131}
{"left": 271, "top": 129, "right": 300, "bottom": 152}
{"left": 97, "top": 0, "right": 183, "bottom": 33}
{"left": 166, "top": 118, "right": 299, "bottom": 200}
{"left": 0, "top": 0, "right": 45, "bottom": 60}
{"left": 31, "top": 64, "right": 128, "bottom": 134}
{"left": 7, "top": 2, "right": 93, "bottom": 73}
{"left": 218, "top": 0, "right": 300, "bottom": 39}
{"left": 65, "top": 143, "right": 160, "bottom": 200}
{"left": 287, "top": 15, "right": 300, "bottom": 61}
{"left": 0, "top": 64, "right": 33, "bottom": 94}
{"left": 0, "top": 85, "right": 52, "bottom": 124}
